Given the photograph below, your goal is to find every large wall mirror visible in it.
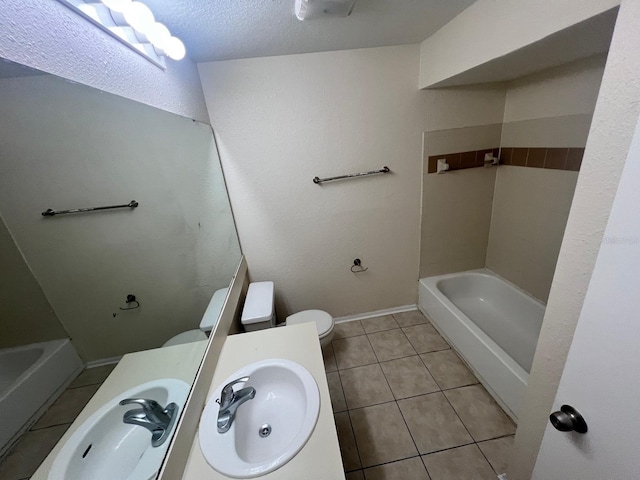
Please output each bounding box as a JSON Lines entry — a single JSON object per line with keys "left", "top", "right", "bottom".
{"left": 0, "top": 57, "right": 241, "bottom": 469}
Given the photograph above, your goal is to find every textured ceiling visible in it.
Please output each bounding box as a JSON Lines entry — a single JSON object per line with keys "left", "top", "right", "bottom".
{"left": 143, "top": 0, "right": 476, "bottom": 62}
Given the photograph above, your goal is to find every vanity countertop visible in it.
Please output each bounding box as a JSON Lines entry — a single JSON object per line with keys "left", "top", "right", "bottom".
{"left": 31, "top": 340, "right": 208, "bottom": 480}
{"left": 180, "top": 323, "right": 345, "bottom": 480}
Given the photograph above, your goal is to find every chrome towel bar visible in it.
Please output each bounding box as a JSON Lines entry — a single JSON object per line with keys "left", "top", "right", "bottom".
{"left": 313, "top": 166, "right": 390, "bottom": 184}
{"left": 41, "top": 200, "right": 139, "bottom": 217}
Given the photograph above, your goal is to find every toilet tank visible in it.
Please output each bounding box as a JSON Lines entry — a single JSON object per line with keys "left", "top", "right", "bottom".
{"left": 241, "top": 281, "right": 276, "bottom": 331}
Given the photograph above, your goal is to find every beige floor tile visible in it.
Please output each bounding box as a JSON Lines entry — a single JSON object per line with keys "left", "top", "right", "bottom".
{"left": 33, "top": 384, "right": 99, "bottom": 429}
{"left": 380, "top": 356, "right": 439, "bottom": 399}
{"left": 323, "top": 343, "right": 338, "bottom": 372}
{"left": 393, "top": 310, "right": 429, "bottom": 327}
{"left": 335, "top": 412, "right": 362, "bottom": 472}
{"left": 361, "top": 314, "right": 399, "bottom": 334}
{"left": 422, "top": 444, "right": 496, "bottom": 480}
{"left": 402, "top": 324, "right": 449, "bottom": 354}
{"left": 364, "top": 457, "right": 430, "bottom": 480}
{"left": 350, "top": 402, "right": 418, "bottom": 468}
{"left": 444, "top": 385, "right": 516, "bottom": 441}
{"left": 0, "top": 425, "right": 68, "bottom": 479}
{"left": 68, "top": 364, "right": 116, "bottom": 388}
{"left": 477, "top": 435, "right": 514, "bottom": 475}
{"left": 333, "top": 336, "right": 378, "bottom": 370}
{"left": 339, "top": 364, "right": 394, "bottom": 409}
{"left": 327, "top": 371, "right": 347, "bottom": 413}
{"left": 346, "top": 470, "right": 365, "bottom": 480}
{"left": 334, "top": 320, "right": 366, "bottom": 339}
{"left": 420, "top": 350, "right": 477, "bottom": 390}
{"left": 398, "top": 393, "right": 472, "bottom": 454}
{"left": 367, "top": 329, "right": 416, "bottom": 362}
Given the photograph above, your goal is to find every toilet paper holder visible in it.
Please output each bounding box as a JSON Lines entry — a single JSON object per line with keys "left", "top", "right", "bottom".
{"left": 351, "top": 259, "right": 368, "bottom": 273}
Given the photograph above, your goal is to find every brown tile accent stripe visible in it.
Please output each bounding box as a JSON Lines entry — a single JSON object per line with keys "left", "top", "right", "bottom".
{"left": 428, "top": 148, "right": 499, "bottom": 174}
{"left": 428, "top": 147, "right": 585, "bottom": 173}
{"left": 499, "top": 147, "right": 585, "bottom": 171}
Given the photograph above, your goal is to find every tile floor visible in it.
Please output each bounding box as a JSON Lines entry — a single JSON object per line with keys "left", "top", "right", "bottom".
{"left": 0, "top": 364, "right": 116, "bottom": 480}
{"left": 324, "top": 311, "right": 515, "bottom": 480}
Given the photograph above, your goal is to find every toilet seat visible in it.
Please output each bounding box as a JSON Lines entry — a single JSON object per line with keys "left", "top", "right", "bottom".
{"left": 286, "top": 310, "right": 334, "bottom": 338}
{"left": 162, "top": 329, "right": 207, "bottom": 348}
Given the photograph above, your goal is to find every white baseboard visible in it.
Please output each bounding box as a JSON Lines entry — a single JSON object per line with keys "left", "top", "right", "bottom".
{"left": 85, "top": 355, "right": 122, "bottom": 368}
{"left": 334, "top": 304, "right": 417, "bottom": 323}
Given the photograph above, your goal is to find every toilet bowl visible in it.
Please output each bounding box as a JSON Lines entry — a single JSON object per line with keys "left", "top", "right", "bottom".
{"left": 240, "top": 281, "right": 334, "bottom": 347}
{"left": 162, "top": 287, "right": 228, "bottom": 348}
{"left": 286, "top": 309, "right": 335, "bottom": 348}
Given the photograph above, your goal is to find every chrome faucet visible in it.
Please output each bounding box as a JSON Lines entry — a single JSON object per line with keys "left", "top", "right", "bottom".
{"left": 216, "top": 376, "right": 256, "bottom": 434}
{"left": 119, "top": 398, "right": 179, "bottom": 447}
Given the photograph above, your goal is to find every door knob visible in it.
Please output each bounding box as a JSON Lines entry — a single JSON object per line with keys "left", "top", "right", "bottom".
{"left": 549, "top": 405, "right": 588, "bottom": 434}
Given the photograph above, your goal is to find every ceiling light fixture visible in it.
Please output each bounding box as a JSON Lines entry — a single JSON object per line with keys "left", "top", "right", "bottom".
{"left": 295, "top": 0, "right": 358, "bottom": 21}
{"left": 56, "top": 0, "right": 187, "bottom": 68}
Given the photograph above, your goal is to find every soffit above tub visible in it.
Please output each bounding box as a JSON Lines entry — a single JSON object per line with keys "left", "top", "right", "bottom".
{"left": 141, "top": 0, "right": 476, "bottom": 62}
{"left": 426, "top": 8, "right": 618, "bottom": 88}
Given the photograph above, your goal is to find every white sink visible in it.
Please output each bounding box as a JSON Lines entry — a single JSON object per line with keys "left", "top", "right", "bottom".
{"left": 199, "top": 359, "right": 320, "bottom": 478}
{"left": 48, "top": 378, "right": 189, "bottom": 480}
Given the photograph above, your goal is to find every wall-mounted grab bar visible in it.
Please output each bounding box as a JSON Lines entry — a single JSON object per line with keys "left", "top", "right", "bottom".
{"left": 41, "top": 200, "right": 139, "bottom": 217}
{"left": 313, "top": 166, "right": 390, "bottom": 184}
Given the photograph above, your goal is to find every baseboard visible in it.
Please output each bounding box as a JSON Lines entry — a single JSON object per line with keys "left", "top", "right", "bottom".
{"left": 334, "top": 304, "right": 417, "bottom": 323}
{"left": 85, "top": 355, "right": 122, "bottom": 368}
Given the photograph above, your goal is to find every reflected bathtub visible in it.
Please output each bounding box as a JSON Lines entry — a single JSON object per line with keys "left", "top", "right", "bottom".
{"left": 0, "top": 339, "right": 82, "bottom": 455}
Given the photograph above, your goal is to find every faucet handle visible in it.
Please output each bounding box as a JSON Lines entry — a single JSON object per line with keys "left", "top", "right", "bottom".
{"left": 219, "top": 376, "right": 250, "bottom": 407}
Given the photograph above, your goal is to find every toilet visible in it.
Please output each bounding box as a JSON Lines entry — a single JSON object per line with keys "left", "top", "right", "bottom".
{"left": 240, "top": 281, "right": 335, "bottom": 347}
{"left": 162, "top": 287, "right": 229, "bottom": 347}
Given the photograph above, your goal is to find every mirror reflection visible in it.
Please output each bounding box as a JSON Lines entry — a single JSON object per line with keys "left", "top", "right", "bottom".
{"left": 0, "top": 58, "right": 241, "bottom": 467}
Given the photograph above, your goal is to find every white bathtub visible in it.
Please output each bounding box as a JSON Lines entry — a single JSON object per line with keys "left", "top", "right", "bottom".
{"left": 419, "top": 269, "right": 545, "bottom": 420}
{"left": 0, "top": 339, "right": 83, "bottom": 456}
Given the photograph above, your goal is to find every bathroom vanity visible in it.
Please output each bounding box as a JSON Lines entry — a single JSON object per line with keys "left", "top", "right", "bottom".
{"left": 30, "top": 323, "right": 344, "bottom": 479}
{"left": 30, "top": 341, "right": 208, "bottom": 480}
{"left": 181, "top": 323, "right": 344, "bottom": 479}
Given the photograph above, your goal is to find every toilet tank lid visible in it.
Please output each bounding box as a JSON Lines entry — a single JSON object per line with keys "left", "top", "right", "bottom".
{"left": 241, "top": 281, "right": 274, "bottom": 324}
{"left": 199, "top": 287, "right": 229, "bottom": 331}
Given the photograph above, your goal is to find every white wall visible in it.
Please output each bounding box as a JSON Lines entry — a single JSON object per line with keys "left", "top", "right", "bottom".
{"left": 487, "top": 56, "right": 606, "bottom": 302}
{"left": 418, "top": 0, "right": 618, "bottom": 89}
{"left": 198, "top": 45, "right": 426, "bottom": 318}
{"left": 0, "top": 0, "right": 208, "bottom": 122}
{"left": 509, "top": 0, "right": 640, "bottom": 476}
{"left": 0, "top": 216, "right": 67, "bottom": 349}
{"left": 0, "top": 74, "right": 240, "bottom": 361}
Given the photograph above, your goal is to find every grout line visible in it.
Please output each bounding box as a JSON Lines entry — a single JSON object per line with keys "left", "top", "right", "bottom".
{"left": 476, "top": 442, "right": 500, "bottom": 476}
{"left": 345, "top": 409, "right": 364, "bottom": 472}
{"left": 29, "top": 421, "right": 72, "bottom": 432}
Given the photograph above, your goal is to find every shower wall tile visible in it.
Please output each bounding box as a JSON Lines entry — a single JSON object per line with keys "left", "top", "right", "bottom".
{"left": 486, "top": 165, "right": 579, "bottom": 302}
{"left": 420, "top": 167, "right": 496, "bottom": 278}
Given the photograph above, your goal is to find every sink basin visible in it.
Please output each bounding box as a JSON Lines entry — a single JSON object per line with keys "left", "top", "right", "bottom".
{"left": 199, "top": 359, "right": 320, "bottom": 478}
{"left": 48, "top": 378, "right": 189, "bottom": 480}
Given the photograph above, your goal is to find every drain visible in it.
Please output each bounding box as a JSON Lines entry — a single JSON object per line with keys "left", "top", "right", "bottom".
{"left": 81, "top": 444, "right": 92, "bottom": 459}
{"left": 259, "top": 424, "right": 272, "bottom": 438}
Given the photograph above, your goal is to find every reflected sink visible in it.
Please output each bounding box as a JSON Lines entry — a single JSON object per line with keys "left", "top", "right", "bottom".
{"left": 199, "top": 359, "right": 320, "bottom": 478}
{"left": 48, "top": 378, "right": 189, "bottom": 480}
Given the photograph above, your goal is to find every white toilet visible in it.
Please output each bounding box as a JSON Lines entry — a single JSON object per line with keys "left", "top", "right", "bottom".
{"left": 162, "top": 287, "right": 229, "bottom": 348}
{"left": 240, "top": 281, "right": 335, "bottom": 348}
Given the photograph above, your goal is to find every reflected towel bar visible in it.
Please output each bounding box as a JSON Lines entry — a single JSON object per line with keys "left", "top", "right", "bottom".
{"left": 41, "top": 200, "right": 139, "bottom": 217}
{"left": 313, "top": 166, "right": 390, "bottom": 184}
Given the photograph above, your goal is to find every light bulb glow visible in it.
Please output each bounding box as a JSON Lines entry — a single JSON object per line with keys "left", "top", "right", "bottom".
{"left": 164, "top": 36, "right": 186, "bottom": 60}
{"left": 101, "top": 0, "right": 131, "bottom": 13}
{"left": 123, "top": 1, "right": 155, "bottom": 35}
{"left": 146, "top": 22, "right": 171, "bottom": 50}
